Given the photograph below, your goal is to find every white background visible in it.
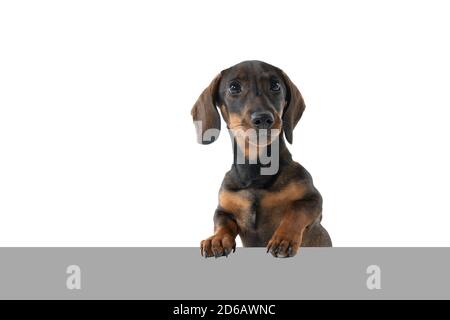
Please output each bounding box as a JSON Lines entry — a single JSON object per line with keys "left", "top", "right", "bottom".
{"left": 1, "top": 0, "right": 449, "bottom": 247}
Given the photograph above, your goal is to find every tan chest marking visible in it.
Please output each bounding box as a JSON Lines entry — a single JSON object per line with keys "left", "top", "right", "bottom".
{"left": 219, "top": 190, "right": 252, "bottom": 214}
{"left": 260, "top": 182, "right": 308, "bottom": 209}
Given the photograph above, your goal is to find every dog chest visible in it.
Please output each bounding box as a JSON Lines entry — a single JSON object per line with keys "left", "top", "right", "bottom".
{"left": 219, "top": 182, "right": 308, "bottom": 231}
{"left": 219, "top": 189, "right": 257, "bottom": 230}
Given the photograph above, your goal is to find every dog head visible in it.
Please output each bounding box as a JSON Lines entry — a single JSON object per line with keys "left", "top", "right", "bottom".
{"left": 191, "top": 60, "right": 305, "bottom": 145}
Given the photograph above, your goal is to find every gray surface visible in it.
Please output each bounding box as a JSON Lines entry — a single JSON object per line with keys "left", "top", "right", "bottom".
{"left": 0, "top": 248, "right": 448, "bottom": 299}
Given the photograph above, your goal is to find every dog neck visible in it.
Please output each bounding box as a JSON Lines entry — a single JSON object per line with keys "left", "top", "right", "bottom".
{"left": 231, "top": 135, "right": 292, "bottom": 188}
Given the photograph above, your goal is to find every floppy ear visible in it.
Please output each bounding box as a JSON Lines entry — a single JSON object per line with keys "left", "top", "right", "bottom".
{"left": 191, "top": 74, "right": 222, "bottom": 144}
{"left": 281, "top": 70, "right": 306, "bottom": 144}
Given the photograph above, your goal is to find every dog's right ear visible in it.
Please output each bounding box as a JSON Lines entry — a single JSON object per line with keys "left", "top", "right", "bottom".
{"left": 191, "top": 73, "right": 222, "bottom": 144}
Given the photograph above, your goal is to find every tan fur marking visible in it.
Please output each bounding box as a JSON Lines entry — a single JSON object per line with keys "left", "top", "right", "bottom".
{"left": 228, "top": 112, "right": 282, "bottom": 161}
{"left": 261, "top": 183, "right": 308, "bottom": 209}
{"left": 228, "top": 113, "right": 244, "bottom": 129}
{"left": 219, "top": 190, "right": 251, "bottom": 214}
{"left": 228, "top": 113, "right": 253, "bottom": 160}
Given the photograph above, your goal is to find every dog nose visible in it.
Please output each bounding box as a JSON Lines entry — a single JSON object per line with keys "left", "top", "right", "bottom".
{"left": 250, "top": 112, "right": 274, "bottom": 129}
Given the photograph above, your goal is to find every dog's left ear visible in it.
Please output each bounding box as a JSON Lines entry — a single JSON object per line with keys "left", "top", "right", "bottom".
{"left": 191, "top": 74, "right": 222, "bottom": 144}
{"left": 280, "top": 70, "right": 306, "bottom": 144}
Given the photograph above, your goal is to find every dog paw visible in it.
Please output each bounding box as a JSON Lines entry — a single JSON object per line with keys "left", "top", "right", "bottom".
{"left": 201, "top": 234, "right": 236, "bottom": 258}
{"left": 266, "top": 233, "right": 301, "bottom": 258}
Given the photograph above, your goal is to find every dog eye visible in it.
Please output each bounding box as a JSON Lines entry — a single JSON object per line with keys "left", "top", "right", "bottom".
{"left": 270, "top": 80, "right": 281, "bottom": 92}
{"left": 229, "top": 81, "right": 241, "bottom": 94}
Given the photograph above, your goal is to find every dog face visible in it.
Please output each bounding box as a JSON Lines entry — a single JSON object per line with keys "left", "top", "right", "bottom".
{"left": 192, "top": 60, "right": 306, "bottom": 145}
{"left": 217, "top": 61, "right": 285, "bottom": 137}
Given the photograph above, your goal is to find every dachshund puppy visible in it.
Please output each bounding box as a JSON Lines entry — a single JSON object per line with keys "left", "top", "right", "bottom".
{"left": 192, "top": 60, "right": 331, "bottom": 258}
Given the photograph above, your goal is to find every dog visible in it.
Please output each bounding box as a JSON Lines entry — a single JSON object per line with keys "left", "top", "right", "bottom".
{"left": 191, "top": 60, "right": 331, "bottom": 258}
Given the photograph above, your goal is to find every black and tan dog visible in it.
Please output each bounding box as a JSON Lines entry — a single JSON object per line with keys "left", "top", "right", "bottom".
{"left": 192, "top": 60, "right": 331, "bottom": 258}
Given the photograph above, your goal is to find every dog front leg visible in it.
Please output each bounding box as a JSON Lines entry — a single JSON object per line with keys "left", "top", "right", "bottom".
{"left": 201, "top": 209, "right": 239, "bottom": 258}
{"left": 267, "top": 196, "right": 321, "bottom": 258}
